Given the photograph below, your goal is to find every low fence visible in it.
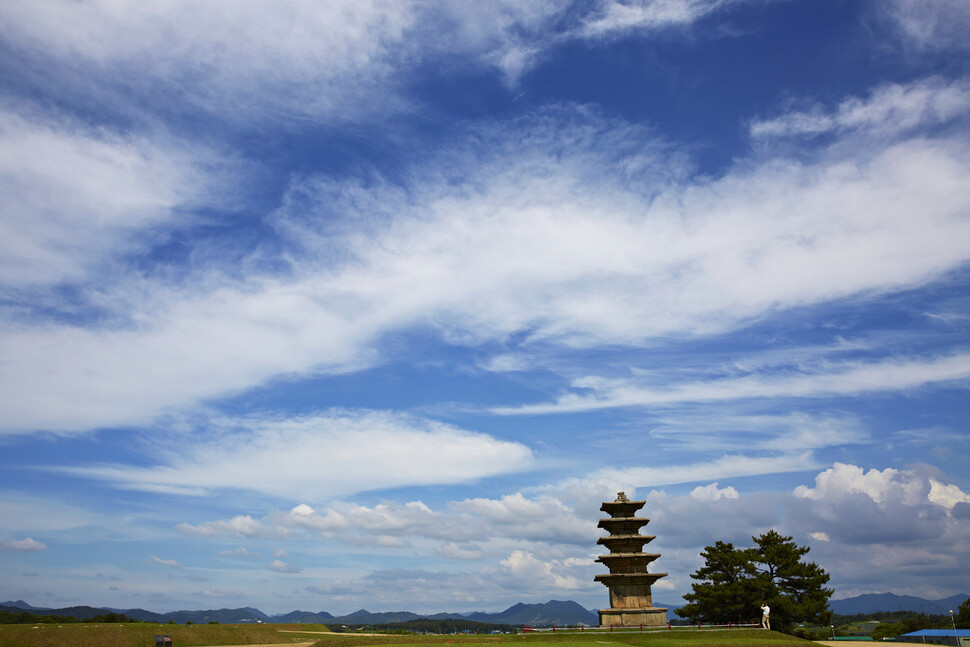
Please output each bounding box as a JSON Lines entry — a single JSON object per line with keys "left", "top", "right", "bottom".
{"left": 522, "top": 622, "right": 762, "bottom": 633}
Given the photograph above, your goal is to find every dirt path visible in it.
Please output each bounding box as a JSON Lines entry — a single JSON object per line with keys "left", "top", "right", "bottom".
{"left": 200, "top": 644, "right": 315, "bottom": 647}
{"left": 279, "top": 630, "right": 385, "bottom": 636}
{"left": 816, "top": 642, "right": 900, "bottom": 647}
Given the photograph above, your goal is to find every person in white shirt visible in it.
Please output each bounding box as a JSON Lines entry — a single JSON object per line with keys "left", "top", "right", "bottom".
{"left": 760, "top": 603, "right": 770, "bottom": 630}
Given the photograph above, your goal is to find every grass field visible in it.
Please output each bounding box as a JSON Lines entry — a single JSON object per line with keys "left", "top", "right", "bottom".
{"left": 0, "top": 622, "right": 330, "bottom": 647}
{"left": 0, "top": 625, "right": 818, "bottom": 647}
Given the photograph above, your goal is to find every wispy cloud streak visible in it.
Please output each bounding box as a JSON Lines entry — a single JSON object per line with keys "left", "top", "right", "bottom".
{"left": 495, "top": 354, "right": 970, "bottom": 414}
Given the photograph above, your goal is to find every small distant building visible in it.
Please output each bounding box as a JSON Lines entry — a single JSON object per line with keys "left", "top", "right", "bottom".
{"left": 896, "top": 629, "right": 970, "bottom": 647}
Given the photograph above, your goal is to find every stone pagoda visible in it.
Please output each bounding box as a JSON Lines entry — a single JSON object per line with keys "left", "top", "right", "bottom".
{"left": 594, "top": 492, "right": 668, "bottom": 627}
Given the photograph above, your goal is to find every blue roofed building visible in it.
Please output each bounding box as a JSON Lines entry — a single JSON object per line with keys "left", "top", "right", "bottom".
{"left": 895, "top": 629, "right": 970, "bottom": 647}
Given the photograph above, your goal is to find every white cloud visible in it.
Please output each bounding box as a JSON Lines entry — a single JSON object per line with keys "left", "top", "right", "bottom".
{"left": 690, "top": 483, "right": 739, "bottom": 502}
{"left": 452, "top": 493, "right": 597, "bottom": 544}
{"left": 0, "top": 537, "right": 48, "bottom": 552}
{"left": 0, "top": 0, "right": 758, "bottom": 110}
{"left": 436, "top": 542, "right": 484, "bottom": 560}
{"left": 641, "top": 464, "right": 970, "bottom": 595}
{"left": 178, "top": 515, "right": 267, "bottom": 538}
{"left": 217, "top": 546, "right": 262, "bottom": 560}
{"left": 495, "top": 549, "right": 586, "bottom": 590}
{"left": 148, "top": 555, "right": 181, "bottom": 568}
{"left": 497, "top": 354, "right": 970, "bottom": 414}
{"left": 4, "top": 93, "right": 970, "bottom": 436}
{"left": 158, "top": 463, "right": 969, "bottom": 610}
{"left": 0, "top": 102, "right": 241, "bottom": 290}
{"left": 927, "top": 478, "right": 970, "bottom": 509}
{"left": 794, "top": 463, "right": 928, "bottom": 506}
{"left": 588, "top": 452, "right": 819, "bottom": 490}
{"left": 577, "top": 0, "right": 731, "bottom": 39}
{"left": 80, "top": 410, "right": 533, "bottom": 501}
{"left": 481, "top": 353, "right": 533, "bottom": 373}
{"left": 0, "top": 492, "right": 104, "bottom": 532}
{"left": 268, "top": 559, "right": 301, "bottom": 574}
{"left": 751, "top": 78, "right": 970, "bottom": 139}
{"left": 182, "top": 491, "right": 596, "bottom": 551}
{"left": 0, "top": 0, "right": 418, "bottom": 122}
{"left": 885, "top": 0, "right": 970, "bottom": 52}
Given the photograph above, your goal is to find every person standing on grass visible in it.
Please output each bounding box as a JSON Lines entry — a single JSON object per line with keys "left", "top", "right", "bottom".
{"left": 760, "top": 603, "right": 770, "bottom": 630}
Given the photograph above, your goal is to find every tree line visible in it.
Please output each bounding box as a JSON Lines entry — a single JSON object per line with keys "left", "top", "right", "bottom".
{"left": 0, "top": 609, "right": 138, "bottom": 624}
{"left": 329, "top": 618, "right": 515, "bottom": 634}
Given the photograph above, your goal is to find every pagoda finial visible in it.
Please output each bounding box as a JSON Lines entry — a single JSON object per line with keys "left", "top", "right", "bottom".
{"left": 616, "top": 491, "right": 628, "bottom": 502}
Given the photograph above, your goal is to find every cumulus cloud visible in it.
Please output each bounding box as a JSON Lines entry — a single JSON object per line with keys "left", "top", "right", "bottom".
{"left": 690, "top": 483, "right": 739, "bottom": 502}
{"left": 927, "top": 478, "right": 970, "bottom": 510}
{"left": 0, "top": 537, "right": 48, "bottom": 552}
{"left": 179, "top": 492, "right": 596, "bottom": 552}
{"left": 495, "top": 549, "right": 587, "bottom": 590}
{"left": 160, "top": 463, "right": 969, "bottom": 609}
{"left": 794, "top": 463, "right": 926, "bottom": 506}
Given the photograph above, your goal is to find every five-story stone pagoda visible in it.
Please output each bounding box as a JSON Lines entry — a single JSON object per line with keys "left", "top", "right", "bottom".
{"left": 594, "top": 492, "right": 668, "bottom": 627}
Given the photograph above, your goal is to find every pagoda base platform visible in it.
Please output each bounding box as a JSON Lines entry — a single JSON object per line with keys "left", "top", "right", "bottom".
{"left": 598, "top": 607, "right": 667, "bottom": 627}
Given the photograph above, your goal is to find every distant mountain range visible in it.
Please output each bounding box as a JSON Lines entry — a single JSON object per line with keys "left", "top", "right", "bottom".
{"left": 0, "top": 599, "right": 598, "bottom": 626}
{"left": 829, "top": 593, "right": 969, "bottom": 616}
{"left": 4, "top": 592, "right": 966, "bottom": 626}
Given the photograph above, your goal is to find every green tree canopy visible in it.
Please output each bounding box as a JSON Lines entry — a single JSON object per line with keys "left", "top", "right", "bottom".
{"left": 956, "top": 598, "right": 970, "bottom": 629}
{"left": 676, "top": 530, "right": 833, "bottom": 632}
{"left": 677, "top": 541, "right": 760, "bottom": 624}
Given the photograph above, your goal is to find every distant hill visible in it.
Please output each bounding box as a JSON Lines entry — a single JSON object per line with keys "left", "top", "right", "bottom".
{"left": 464, "top": 600, "right": 597, "bottom": 626}
{"left": 314, "top": 601, "right": 597, "bottom": 627}
{"left": 831, "top": 593, "right": 969, "bottom": 615}
{"left": 0, "top": 600, "right": 49, "bottom": 611}
{"left": 1, "top": 602, "right": 270, "bottom": 624}
{"left": 655, "top": 601, "right": 686, "bottom": 621}
{"left": 23, "top": 594, "right": 965, "bottom": 627}
{"left": 270, "top": 609, "right": 336, "bottom": 623}
{"left": 2, "top": 599, "right": 595, "bottom": 627}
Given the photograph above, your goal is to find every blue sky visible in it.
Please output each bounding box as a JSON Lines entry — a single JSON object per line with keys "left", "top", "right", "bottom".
{"left": 1, "top": 0, "right": 969, "bottom": 616}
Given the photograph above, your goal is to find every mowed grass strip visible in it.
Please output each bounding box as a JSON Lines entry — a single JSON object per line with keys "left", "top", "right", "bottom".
{"left": 0, "top": 622, "right": 330, "bottom": 647}
{"left": 0, "top": 625, "right": 816, "bottom": 647}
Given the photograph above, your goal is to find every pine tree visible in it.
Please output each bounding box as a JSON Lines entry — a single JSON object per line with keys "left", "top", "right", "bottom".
{"left": 677, "top": 531, "right": 833, "bottom": 632}
{"left": 751, "top": 530, "right": 833, "bottom": 631}
{"left": 677, "top": 541, "right": 760, "bottom": 624}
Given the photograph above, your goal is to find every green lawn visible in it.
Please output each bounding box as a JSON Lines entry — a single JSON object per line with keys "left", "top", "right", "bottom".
{"left": 0, "top": 624, "right": 817, "bottom": 647}
{"left": 0, "top": 622, "right": 329, "bottom": 647}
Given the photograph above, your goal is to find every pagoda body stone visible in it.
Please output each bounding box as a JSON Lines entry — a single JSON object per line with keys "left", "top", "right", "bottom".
{"left": 594, "top": 492, "right": 668, "bottom": 627}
